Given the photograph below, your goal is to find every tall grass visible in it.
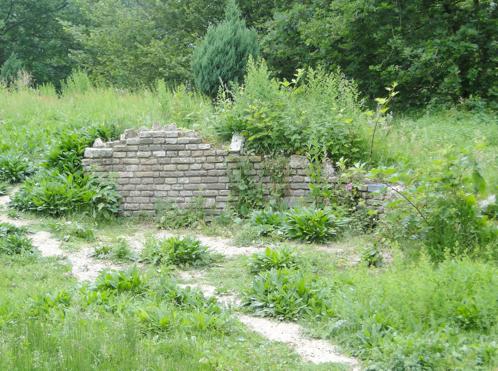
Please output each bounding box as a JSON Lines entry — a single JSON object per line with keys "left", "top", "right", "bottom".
{"left": 377, "top": 109, "right": 498, "bottom": 188}
{"left": 0, "top": 75, "right": 215, "bottom": 163}
{"left": 0, "top": 256, "right": 325, "bottom": 370}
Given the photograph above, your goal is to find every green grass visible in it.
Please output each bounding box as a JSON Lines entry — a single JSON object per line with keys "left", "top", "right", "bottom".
{"left": 0, "top": 84, "right": 216, "bottom": 164}
{"left": 0, "top": 255, "right": 335, "bottom": 370}
{"left": 378, "top": 109, "right": 498, "bottom": 188}
{"left": 211, "top": 248, "right": 498, "bottom": 370}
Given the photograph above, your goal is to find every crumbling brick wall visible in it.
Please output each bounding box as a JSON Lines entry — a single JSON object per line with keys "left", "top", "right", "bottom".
{"left": 83, "top": 125, "right": 384, "bottom": 216}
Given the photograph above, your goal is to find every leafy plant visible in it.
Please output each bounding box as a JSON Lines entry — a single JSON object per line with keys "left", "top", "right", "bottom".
{"left": 375, "top": 153, "right": 498, "bottom": 262}
{"left": 141, "top": 236, "right": 212, "bottom": 267}
{"left": 46, "top": 125, "right": 120, "bottom": 174}
{"left": 28, "top": 290, "right": 72, "bottom": 318}
{"left": 0, "top": 182, "right": 7, "bottom": 195}
{"left": 249, "top": 246, "right": 301, "bottom": 274}
{"left": 228, "top": 158, "right": 264, "bottom": 217}
{"left": 242, "top": 269, "right": 330, "bottom": 320}
{"left": 361, "top": 244, "right": 384, "bottom": 268}
{"left": 49, "top": 221, "right": 96, "bottom": 242}
{"left": 283, "top": 207, "right": 349, "bottom": 243}
{"left": 0, "top": 155, "right": 35, "bottom": 183}
{"left": 249, "top": 209, "right": 284, "bottom": 237}
{"left": 92, "top": 238, "right": 135, "bottom": 262}
{"left": 157, "top": 197, "right": 205, "bottom": 229}
{"left": 0, "top": 222, "right": 33, "bottom": 255}
{"left": 217, "top": 61, "right": 368, "bottom": 162}
{"left": 93, "top": 268, "right": 148, "bottom": 295}
{"left": 11, "top": 170, "right": 120, "bottom": 219}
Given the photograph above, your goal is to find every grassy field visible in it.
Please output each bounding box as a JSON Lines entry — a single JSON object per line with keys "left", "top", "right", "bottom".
{"left": 0, "top": 81, "right": 497, "bottom": 370}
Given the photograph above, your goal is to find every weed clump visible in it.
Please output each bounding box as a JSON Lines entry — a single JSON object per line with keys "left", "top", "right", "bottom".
{"left": 249, "top": 246, "right": 301, "bottom": 274}
{"left": 11, "top": 171, "right": 120, "bottom": 219}
{"left": 283, "top": 207, "right": 349, "bottom": 243}
{"left": 0, "top": 222, "right": 33, "bottom": 255}
{"left": 141, "top": 236, "right": 212, "bottom": 267}
{"left": 92, "top": 238, "right": 135, "bottom": 262}
{"left": 243, "top": 269, "right": 330, "bottom": 320}
{"left": 93, "top": 268, "right": 148, "bottom": 295}
{"left": 157, "top": 198, "right": 205, "bottom": 229}
{"left": 0, "top": 155, "right": 34, "bottom": 183}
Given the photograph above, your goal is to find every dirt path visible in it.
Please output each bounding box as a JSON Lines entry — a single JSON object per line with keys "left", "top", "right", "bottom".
{"left": 177, "top": 271, "right": 360, "bottom": 369}
{"left": 127, "top": 230, "right": 265, "bottom": 257}
{"left": 0, "top": 192, "right": 119, "bottom": 281}
{"left": 1, "top": 190, "right": 360, "bottom": 369}
{"left": 126, "top": 228, "right": 361, "bottom": 369}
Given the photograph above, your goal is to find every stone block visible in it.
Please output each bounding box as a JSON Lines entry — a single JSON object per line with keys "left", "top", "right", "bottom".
{"left": 84, "top": 148, "right": 113, "bottom": 158}
{"left": 178, "top": 137, "right": 202, "bottom": 144}
{"left": 137, "top": 151, "right": 151, "bottom": 158}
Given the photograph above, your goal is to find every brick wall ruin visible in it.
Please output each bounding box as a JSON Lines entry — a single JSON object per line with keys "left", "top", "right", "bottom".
{"left": 83, "top": 125, "right": 384, "bottom": 216}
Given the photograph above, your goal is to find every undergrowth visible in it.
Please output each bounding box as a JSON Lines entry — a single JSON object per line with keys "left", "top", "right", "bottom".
{"left": 141, "top": 236, "right": 213, "bottom": 267}
{"left": 0, "top": 222, "right": 33, "bottom": 255}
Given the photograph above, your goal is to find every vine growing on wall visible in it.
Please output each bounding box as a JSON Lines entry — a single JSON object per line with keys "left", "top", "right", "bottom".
{"left": 262, "top": 156, "right": 289, "bottom": 208}
{"left": 228, "top": 157, "right": 263, "bottom": 217}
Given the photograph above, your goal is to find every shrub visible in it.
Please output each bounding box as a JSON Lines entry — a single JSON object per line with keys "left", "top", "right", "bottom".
{"left": 283, "top": 207, "right": 349, "bottom": 243}
{"left": 248, "top": 246, "right": 301, "bottom": 274}
{"left": 46, "top": 125, "right": 120, "bottom": 174}
{"left": 192, "top": 0, "right": 259, "bottom": 97}
{"left": 242, "top": 269, "right": 330, "bottom": 320}
{"left": 0, "top": 222, "right": 33, "bottom": 255}
{"left": 249, "top": 209, "right": 284, "bottom": 237}
{"left": 141, "top": 236, "right": 211, "bottom": 267}
{"left": 376, "top": 153, "right": 498, "bottom": 262}
{"left": 157, "top": 197, "right": 205, "bottom": 229}
{"left": 0, "top": 155, "right": 34, "bottom": 183}
{"left": 216, "top": 61, "right": 368, "bottom": 163}
{"left": 11, "top": 170, "right": 120, "bottom": 219}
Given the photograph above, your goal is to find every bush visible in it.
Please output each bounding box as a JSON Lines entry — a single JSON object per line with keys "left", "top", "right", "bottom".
{"left": 283, "top": 207, "right": 349, "bottom": 243}
{"left": 377, "top": 153, "right": 498, "bottom": 262}
{"left": 192, "top": 0, "right": 259, "bottom": 97}
{"left": 242, "top": 269, "right": 330, "bottom": 320}
{"left": 0, "top": 155, "right": 34, "bottom": 183}
{"left": 157, "top": 197, "right": 205, "bottom": 229}
{"left": 216, "top": 60, "right": 368, "bottom": 163}
{"left": 0, "top": 222, "right": 33, "bottom": 255}
{"left": 248, "top": 246, "right": 301, "bottom": 274}
{"left": 11, "top": 170, "right": 120, "bottom": 219}
{"left": 46, "top": 125, "right": 120, "bottom": 174}
{"left": 249, "top": 209, "right": 284, "bottom": 237}
{"left": 141, "top": 236, "right": 211, "bottom": 267}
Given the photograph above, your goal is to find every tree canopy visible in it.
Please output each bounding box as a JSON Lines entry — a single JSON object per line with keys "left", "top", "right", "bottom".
{"left": 0, "top": 0, "right": 496, "bottom": 108}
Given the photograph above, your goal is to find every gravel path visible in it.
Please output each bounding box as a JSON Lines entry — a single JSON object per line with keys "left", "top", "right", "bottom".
{"left": 1, "top": 189, "right": 360, "bottom": 369}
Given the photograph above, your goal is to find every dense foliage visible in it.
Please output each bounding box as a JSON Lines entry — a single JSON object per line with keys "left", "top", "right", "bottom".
{"left": 217, "top": 60, "right": 368, "bottom": 161}
{"left": 1, "top": 0, "right": 495, "bottom": 107}
{"left": 0, "top": 223, "right": 33, "bottom": 255}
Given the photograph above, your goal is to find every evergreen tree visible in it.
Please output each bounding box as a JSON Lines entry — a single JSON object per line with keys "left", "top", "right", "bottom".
{"left": 192, "top": 0, "right": 259, "bottom": 97}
